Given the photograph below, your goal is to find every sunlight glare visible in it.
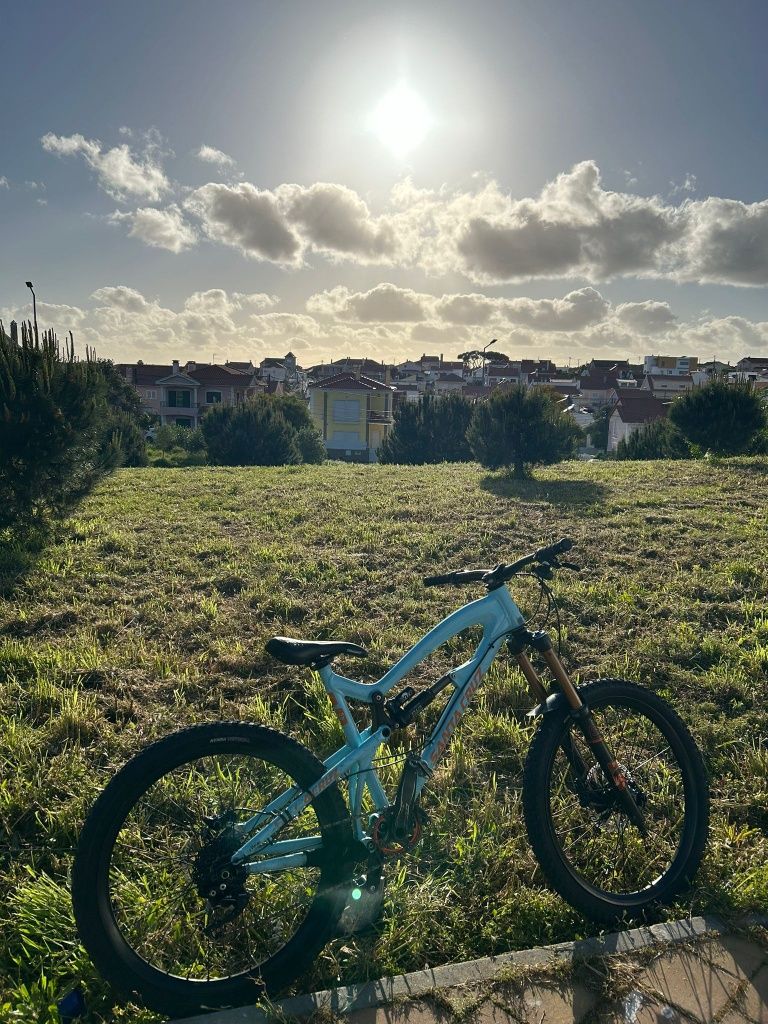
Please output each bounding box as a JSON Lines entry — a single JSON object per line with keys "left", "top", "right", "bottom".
{"left": 368, "top": 82, "right": 433, "bottom": 158}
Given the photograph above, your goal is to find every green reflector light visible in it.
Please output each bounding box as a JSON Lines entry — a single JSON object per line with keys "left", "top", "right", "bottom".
{"left": 351, "top": 887, "right": 362, "bottom": 901}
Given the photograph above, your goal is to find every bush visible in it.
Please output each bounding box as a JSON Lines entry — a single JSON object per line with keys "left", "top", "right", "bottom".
{"left": 616, "top": 418, "right": 690, "bottom": 460}
{"left": 669, "top": 379, "right": 767, "bottom": 455}
{"left": 467, "top": 385, "right": 583, "bottom": 478}
{"left": 296, "top": 426, "right": 326, "bottom": 464}
{"left": 154, "top": 424, "right": 205, "bottom": 453}
{"left": 200, "top": 395, "right": 324, "bottom": 467}
{"left": 201, "top": 398, "right": 300, "bottom": 466}
{"left": 0, "top": 322, "right": 119, "bottom": 532}
{"left": 378, "top": 393, "right": 474, "bottom": 464}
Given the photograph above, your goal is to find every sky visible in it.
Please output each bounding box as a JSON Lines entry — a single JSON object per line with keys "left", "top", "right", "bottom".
{"left": 2, "top": 0, "right": 768, "bottom": 368}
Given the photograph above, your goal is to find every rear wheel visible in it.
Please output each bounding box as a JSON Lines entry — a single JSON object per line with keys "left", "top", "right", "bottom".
{"left": 72, "top": 722, "right": 353, "bottom": 1015}
{"left": 523, "top": 679, "right": 708, "bottom": 922}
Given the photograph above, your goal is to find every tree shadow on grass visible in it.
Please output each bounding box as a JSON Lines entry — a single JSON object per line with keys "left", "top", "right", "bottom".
{"left": 480, "top": 473, "right": 609, "bottom": 508}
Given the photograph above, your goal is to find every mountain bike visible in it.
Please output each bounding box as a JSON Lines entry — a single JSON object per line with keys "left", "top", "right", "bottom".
{"left": 72, "top": 538, "right": 709, "bottom": 1015}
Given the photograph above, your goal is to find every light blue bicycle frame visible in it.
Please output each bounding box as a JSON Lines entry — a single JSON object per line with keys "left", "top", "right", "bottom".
{"left": 229, "top": 584, "right": 527, "bottom": 875}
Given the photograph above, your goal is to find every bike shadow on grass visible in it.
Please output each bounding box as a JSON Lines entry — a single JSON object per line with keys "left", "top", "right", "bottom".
{"left": 480, "top": 473, "right": 608, "bottom": 509}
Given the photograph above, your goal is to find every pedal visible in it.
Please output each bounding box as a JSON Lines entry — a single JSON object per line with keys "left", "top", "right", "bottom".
{"left": 335, "top": 869, "right": 385, "bottom": 936}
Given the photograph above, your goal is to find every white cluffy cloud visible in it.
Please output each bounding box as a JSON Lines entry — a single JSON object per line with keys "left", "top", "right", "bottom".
{"left": 184, "top": 180, "right": 403, "bottom": 265}
{"left": 2, "top": 282, "right": 767, "bottom": 369}
{"left": 308, "top": 283, "right": 612, "bottom": 333}
{"left": 32, "top": 137, "right": 768, "bottom": 288}
{"left": 109, "top": 205, "right": 196, "bottom": 252}
{"left": 196, "top": 145, "right": 236, "bottom": 169}
{"left": 41, "top": 131, "right": 169, "bottom": 200}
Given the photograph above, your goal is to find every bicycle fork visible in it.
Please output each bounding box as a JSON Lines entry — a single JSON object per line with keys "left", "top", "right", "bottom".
{"left": 513, "top": 630, "right": 648, "bottom": 835}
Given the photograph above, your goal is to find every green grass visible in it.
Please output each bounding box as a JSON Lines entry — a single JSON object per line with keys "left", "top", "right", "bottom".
{"left": 1, "top": 458, "right": 767, "bottom": 1022}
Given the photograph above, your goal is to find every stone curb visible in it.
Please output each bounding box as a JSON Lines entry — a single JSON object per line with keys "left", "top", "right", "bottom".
{"left": 172, "top": 913, "right": 768, "bottom": 1023}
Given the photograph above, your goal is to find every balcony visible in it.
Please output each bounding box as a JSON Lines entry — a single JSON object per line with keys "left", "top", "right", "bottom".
{"left": 367, "top": 410, "right": 393, "bottom": 423}
{"left": 160, "top": 405, "right": 198, "bottom": 417}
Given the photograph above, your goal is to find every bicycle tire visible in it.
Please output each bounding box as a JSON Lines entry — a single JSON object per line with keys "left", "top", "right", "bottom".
{"left": 72, "top": 721, "right": 354, "bottom": 1015}
{"left": 523, "top": 679, "right": 708, "bottom": 922}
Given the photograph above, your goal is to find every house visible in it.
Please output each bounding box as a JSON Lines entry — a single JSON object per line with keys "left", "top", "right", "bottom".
{"left": 153, "top": 362, "right": 201, "bottom": 427}
{"left": 735, "top": 356, "right": 768, "bottom": 375}
{"left": 644, "top": 354, "right": 699, "bottom": 376}
{"left": 607, "top": 393, "right": 668, "bottom": 452}
{"left": 308, "top": 373, "right": 396, "bottom": 462}
{"left": 580, "top": 371, "right": 623, "bottom": 409}
{"left": 641, "top": 373, "right": 694, "bottom": 401}
{"left": 424, "top": 370, "right": 465, "bottom": 394}
{"left": 118, "top": 359, "right": 262, "bottom": 427}
{"left": 307, "top": 358, "right": 392, "bottom": 384}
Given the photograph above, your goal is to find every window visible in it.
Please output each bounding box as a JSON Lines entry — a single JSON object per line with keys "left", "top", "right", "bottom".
{"left": 331, "top": 430, "right": 362, "bottom": 448}
{"left": 206, "top": 391, "right": 222, "bottom": 404}
{"left": 144, "top": 389, "right": 156, "bottom": 399}
{"left": 167, "top": 389, "right": 191, "bottom": 408}
{"left": 333, "top": 398, "right": 360, "bottom": 422}
{"left": 174, "top": 417, "right": 192, "bottom": 428}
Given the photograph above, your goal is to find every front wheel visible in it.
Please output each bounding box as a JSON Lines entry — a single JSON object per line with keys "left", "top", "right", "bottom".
{"left": 523, "top": 679, "right": 708, "bottom": 922}
{"left": 72, "top": 722, "right": 353, "bottom": 1015}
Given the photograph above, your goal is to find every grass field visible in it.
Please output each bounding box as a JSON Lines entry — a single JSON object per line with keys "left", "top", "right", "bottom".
{"left": 1, "top": 458, "right": 767, "bottom": 1023}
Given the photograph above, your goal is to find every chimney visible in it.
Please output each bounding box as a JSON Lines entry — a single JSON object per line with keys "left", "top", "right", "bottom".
{"left": 172, "top": 359, "right": 180, "bottom": 375}
{"left": 187, "top": 360, "right": 196, "bottom": 372}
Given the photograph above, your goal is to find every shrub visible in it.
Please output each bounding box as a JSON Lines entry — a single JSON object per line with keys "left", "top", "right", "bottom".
{"left": 467, "top": 385, "right": 583, "bottom": 478}
{"left": 201, "top": 398, "right": 301, "bottom": 466}
{"left": 0, "top": 322, "right": 118, "bottom": 532}
{"left": 616, "top": 418, "right": 690, "bottom": 460}
{"left": 200, "top": 395, "right": 325, "bottom": 467}
{"left": 669, "top": 379, "right": 767, "bottom": 455}
{"left": 296, "top": 425, "right": 326, "bottom": 464}
{"left": 378, "top": 393, "right": 474, "bottom": 464}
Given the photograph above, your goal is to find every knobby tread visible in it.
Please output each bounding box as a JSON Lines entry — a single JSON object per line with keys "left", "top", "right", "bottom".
{"left": 73, "top": 721, "right": 354, "bottom": 1016}
{"left": 523, "top": 679, "right": 709, "bottom": 924}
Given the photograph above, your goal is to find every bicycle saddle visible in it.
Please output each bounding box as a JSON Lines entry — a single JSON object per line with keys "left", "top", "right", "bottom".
{"left": 265, "top": 635, "right": 368, "bottom": 668}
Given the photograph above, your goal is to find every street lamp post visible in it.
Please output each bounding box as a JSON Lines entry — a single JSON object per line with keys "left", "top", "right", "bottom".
{"left": 25, "top": 281, "right": 37, "bottom": 340}
{"left": 482, "top": 338, "right": 497, "bottom": 389}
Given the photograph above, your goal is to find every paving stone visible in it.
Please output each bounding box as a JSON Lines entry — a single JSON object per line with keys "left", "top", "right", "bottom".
{"left": 739, "top": 963, "right": 768, "bottom": 1023}
{"left": 635, "top": 947, "right": 744, "bottom": 1022}
{"left": 518, "top": 982, "right": 598, "bottom": 1023}
{"left": 699, "top": 936, "right": 768, "bottom": 983}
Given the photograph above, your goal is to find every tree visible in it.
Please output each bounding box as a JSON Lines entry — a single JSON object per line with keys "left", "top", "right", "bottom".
{"left": 467, "top": 384, "right": 583, "bottom": 478}
{"left": 587, "top": 406, "right": 612, "bottom": 451}
{"left": 378, "top": 393, "right": 474, "bottom": 464}
{"left": 0, "top": 321, "right": 118, "bottom": 532}
{"left": 201, "top": 396, "right": 304, "bottom": 466}
{"left": 669, "top": 379, "right": 767, "bottom": 455}
{"left": 616, "top": 418, "right": 690, "bottom": 460}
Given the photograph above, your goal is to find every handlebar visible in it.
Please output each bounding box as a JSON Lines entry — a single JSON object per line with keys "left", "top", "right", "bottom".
{"left": 423, "top": 537, "right": 575, "bottom": 589}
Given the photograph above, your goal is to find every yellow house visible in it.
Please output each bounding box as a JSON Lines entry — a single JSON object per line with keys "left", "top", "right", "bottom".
{"left": 309, "top": 373, "right": 396, "bottom": 462}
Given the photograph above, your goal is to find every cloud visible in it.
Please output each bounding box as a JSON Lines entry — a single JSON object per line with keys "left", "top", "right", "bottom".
{"left": 41, "top": 131, "right": 169, "bottom": 201}
{"left": 183, "top": 289, "right": 278, "bottom": 314}
{"left": 185, "top": 182, "right": 301, "bottom": 263}
{"left": 683, "top": 197, "right": 768, "bottom": 286}
{"left": 0, "top": 176, "right": 8, "bottom": 188}
{"left": 109, "top": 205, "right": 196, "bottom": 252}
{"left": 197, "top": 145, "right": 236, "bottom": 169}
{"left": 310, "top": 284, "right": 610, "bottom": 332}
{"left": 281, "top": 182, "right": 397, "bottom": 261}
{"left": 453, "top": 161, "right": 683, "bottom": 283}
{"left": 615, "top": 300, "right": 677, "bottom": 334}
{"left": 308, "top": 283, "right": 429, "bottom": 322}
{"left": 91, "top": 285, "right": 152, "bottom": 313}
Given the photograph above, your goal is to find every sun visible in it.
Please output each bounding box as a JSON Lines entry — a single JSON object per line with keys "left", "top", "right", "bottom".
{"left": 368, "top": 82, "right": 433, "bottom": 158}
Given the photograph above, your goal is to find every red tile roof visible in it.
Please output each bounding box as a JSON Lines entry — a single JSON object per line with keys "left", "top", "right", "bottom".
{"left": 613, "top": 394, "right": 668, "bottom": 424}
{"left": 309, "top": 373, "right": 395, "bottom": 391}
